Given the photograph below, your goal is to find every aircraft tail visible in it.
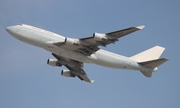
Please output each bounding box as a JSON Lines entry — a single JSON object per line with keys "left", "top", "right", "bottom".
{"left": 130, "top": 46, "right": 168, "bottom": 77}
{"left": 138, "top": 58, "right": 168, "bottom": 77}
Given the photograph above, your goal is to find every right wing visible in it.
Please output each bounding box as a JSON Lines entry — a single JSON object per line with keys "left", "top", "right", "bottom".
{"left": 52, "top": 53, "right": 94, "bottom": 83}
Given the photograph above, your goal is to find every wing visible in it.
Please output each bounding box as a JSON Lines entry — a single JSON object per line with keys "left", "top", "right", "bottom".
{"left": 52, "top": 53, "right": 94, "bottom": 83}
{"left": 53, "top": 25, "right": 145, "bottom": 56}
{"left": 78, "top": 25, "right": 145, "bottom": 55}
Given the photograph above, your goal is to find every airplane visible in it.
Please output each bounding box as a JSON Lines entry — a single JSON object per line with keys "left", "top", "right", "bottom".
{"left": 6, "top": 24, "right": 168, "bottom": 83}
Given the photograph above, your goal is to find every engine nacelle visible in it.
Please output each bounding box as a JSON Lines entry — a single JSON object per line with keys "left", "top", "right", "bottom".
{"left": 93, "top": 33, "right": 107, "bottom": 41}
{"left": 47, "top": 59, "right": 61, "bottom": 67}
{"left": 64, "top": 38, "right": 79, "bottom": 45}
{"left": 61, "top": 70, "right": 75, "bottom": 77}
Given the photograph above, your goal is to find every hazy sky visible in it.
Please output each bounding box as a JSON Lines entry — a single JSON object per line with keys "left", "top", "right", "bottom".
{"left": 0, "top": 0, "right": 180, "bottom": 108}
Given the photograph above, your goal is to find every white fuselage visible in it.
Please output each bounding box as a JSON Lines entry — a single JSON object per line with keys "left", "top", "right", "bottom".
{"left": 6, "top": 24, "right": 155, "bottom": 72}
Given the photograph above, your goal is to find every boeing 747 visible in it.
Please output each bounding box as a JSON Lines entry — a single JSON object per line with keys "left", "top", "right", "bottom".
{"left": 6, "top": 24, "right": 168, "bottom": 83}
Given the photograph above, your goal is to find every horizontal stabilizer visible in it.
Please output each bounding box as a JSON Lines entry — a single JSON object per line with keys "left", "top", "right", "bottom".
{"left": 138, "top": 58, "right": 168, "bottom": 68}
{"left": 140, "top": 71, "right": 153, "bottom": 78}
{"left": 139, "top": 58, "right": 168, "bottom": 78}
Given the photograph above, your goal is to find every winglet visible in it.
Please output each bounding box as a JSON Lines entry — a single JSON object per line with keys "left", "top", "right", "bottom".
{"left": 136, "top": 25, "right": 145, "bottom": 30}
{"left": 90, "top": 80, "right": 95, "bottom": 83}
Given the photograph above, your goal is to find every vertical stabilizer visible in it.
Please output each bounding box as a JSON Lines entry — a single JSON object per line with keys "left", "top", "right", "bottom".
{"left": 130, "top": 46, "right": 165, "bottom": 62}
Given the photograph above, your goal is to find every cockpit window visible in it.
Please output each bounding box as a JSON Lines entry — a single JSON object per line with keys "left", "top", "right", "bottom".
{"left": 19, "top": 24, "right": 23, "bottom": 26}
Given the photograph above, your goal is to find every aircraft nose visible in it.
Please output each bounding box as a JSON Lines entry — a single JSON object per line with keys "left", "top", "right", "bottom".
{"left": 6, "top": 27, "right": 10, "bottom": 32}
{"left": 6, "top": 26, "right": 13, "bottom": 33}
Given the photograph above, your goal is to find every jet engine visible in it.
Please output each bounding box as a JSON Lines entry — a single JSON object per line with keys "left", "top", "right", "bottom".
{"left": 64, "top": 37, "right": 79, "bottom": 45}
{"left": 61, "top": 70, "right": 75, "bottom": 77}
{"left": 47, "top": 59, "right": 62, "bottom": 67}
{"left": 93, "top": 33, "right": 107, "bottom": 41}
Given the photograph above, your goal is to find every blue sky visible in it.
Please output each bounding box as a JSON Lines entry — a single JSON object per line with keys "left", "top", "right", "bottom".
{"left": 0, "top": 0, "right": 180, "bottom": 108}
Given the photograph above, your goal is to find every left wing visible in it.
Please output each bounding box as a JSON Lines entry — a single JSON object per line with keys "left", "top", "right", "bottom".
{"left": 52, "top": 53, "right": 94, "bottom": 83}
{"left": 78, "top": 25, "right": 145, "bottom": 55}
{"left": 53, "top": 25, "right": 145, "bottom": 56}
{"left": 80, "top": 25, "right": 145, "bottom": 46}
